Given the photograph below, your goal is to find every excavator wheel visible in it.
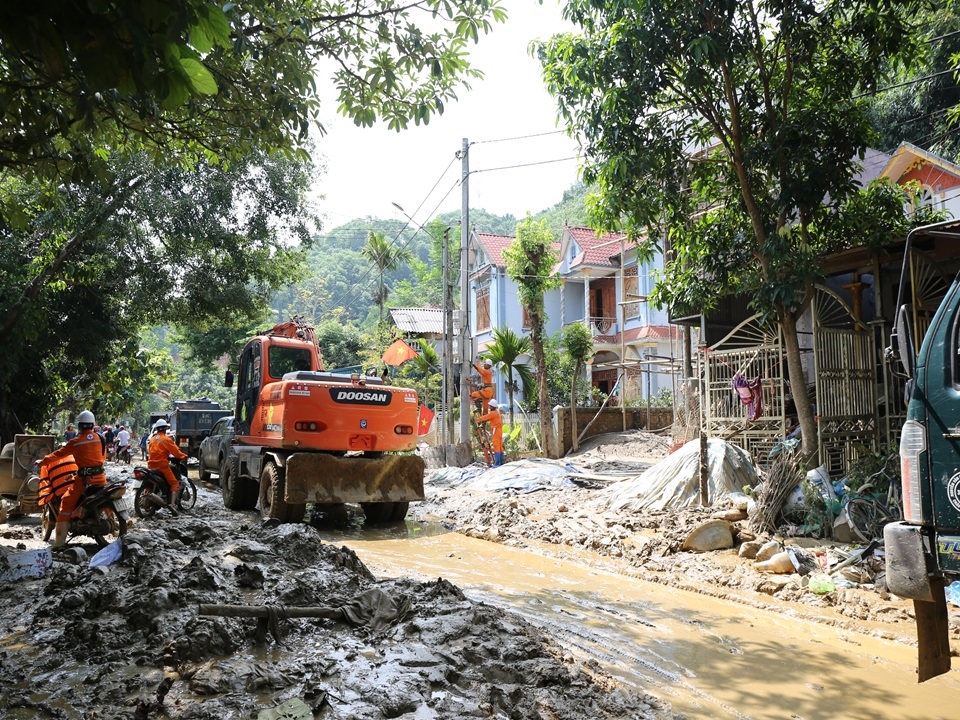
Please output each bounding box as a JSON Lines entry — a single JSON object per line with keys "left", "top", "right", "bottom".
{"left": 221, "top": 457, "right": 257, "bottom": 511}
{"left": 259, "top": 462, "right": 306, "bottom": 524}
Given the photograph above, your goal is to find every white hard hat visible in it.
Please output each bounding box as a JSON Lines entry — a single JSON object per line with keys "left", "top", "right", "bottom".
{"left": 483, "top": 359, "right": 492, "bottom": 367}
{"left": 489, "top": 399, "right": 499, "bottom": 409}
{"left": 77, "top": 410, "right": 95, "bottom": 427}
{"left": 153, "top": 418, "right": 170, "bottom": 431}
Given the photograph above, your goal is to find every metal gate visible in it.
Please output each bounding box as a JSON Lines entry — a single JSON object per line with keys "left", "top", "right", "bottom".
{"left": 812, "top": 285, "right": 877, "bottom": 477}
{"left": 703, "top": 316, "right": 786, "bottom": 468}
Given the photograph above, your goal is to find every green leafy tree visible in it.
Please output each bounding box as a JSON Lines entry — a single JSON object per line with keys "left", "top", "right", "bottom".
{"left": 0, "top": 150, "right": 312, "bottom": 442}
{"left": 483, "top": 327, "right": 534, "bottom": 426}
{"left": 315, "top": 315, "right": 368, "bottom": 370}
{"left": 538, "top": 0, "right": 926, "bottom": 460}
{"left": 503, "top": 215, "right": 560, "bottom": 457}
{"left": 0, "top": 0, "right": 507, "bottom": 180}
{"left": 560, "top": 322, "right": 594, "bottom": 452}
{"left": 867, "top": 7, "right": 960, "bottom": 157}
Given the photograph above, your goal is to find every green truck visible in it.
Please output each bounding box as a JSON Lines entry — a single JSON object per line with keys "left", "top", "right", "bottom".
{"left": 885, "top": 218, "right": 960, "bottom": 681}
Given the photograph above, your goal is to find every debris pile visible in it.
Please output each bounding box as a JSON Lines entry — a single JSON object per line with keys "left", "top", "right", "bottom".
{"left": 0, "top": 494, "right": 662, "bottom": 719}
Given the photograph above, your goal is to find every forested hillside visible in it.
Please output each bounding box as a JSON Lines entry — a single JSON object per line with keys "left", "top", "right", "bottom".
{"left": 273, "top": 181, "right": 591, "bottom": 330}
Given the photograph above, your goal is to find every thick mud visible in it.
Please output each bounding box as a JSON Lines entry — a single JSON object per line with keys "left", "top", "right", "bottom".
{"left": 0, "top": 472, "right": 664, "bottom": 720}
{"left": 412, "top": 430, "right": 953, "bottom": 640}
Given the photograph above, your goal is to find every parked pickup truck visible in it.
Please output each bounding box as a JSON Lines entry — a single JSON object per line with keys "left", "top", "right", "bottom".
{"left": 885, "top": 218, "right": 960, "bottom": 681}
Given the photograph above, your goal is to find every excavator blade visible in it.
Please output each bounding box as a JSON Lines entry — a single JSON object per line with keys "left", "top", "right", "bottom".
{"left": 284, "top": 453, "right": 425, "bottom": 505}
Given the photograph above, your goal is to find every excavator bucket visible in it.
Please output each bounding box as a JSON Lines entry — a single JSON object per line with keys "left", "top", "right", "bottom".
{"left": 284, "top": 453, "right": 425, "bottom": 505}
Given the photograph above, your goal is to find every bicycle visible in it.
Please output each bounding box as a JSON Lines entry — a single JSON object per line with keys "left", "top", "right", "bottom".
{"left": 844, "top": 454, "right": 902, "bottom": 543}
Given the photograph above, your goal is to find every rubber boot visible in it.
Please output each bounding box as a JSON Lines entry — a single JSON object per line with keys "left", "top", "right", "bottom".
{"left": 52, "top": 521, "right": 69, "bottom": 548}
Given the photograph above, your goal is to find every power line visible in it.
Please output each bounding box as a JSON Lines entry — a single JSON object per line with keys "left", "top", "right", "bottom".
{"left": 472, "top": 130, "right": 567, "bottom": 145}
{"left": 471, "top": 156, "right": 578, "bottom": 175}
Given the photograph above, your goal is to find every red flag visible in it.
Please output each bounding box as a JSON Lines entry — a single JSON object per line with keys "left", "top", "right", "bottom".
{"left": 417, "top": 405, "right": 435, "bottom": 436}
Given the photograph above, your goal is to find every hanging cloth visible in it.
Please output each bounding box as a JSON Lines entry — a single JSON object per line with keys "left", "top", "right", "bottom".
{"left": 733, "top": 375, "right": 763, "bottom": 421}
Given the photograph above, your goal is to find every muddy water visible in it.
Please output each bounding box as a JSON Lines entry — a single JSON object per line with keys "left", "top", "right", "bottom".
{"left": 329, "top": 522, "right": 960, "bottom": 720}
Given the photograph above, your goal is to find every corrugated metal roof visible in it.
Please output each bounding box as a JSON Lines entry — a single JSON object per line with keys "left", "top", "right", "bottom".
{"left": 389, "top": 307, "right": 444, "bottom": 335}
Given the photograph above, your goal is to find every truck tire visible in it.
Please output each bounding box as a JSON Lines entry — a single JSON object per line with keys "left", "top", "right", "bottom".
{"left": 259, "top": 462, "right": 306, "bottom": 524}
{"left": 361, "top": 502, "right": 396, "bottom": 524}
{"left": 221, "top": 457, "right": 257, "bottom": 511}
{"left": 198, "top": 455, "right": 212, "bottom": 483}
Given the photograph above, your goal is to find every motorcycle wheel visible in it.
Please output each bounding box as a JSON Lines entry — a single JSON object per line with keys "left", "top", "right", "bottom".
{"left": 41, "top": 504, "right": 55, "bottom": 542}
{"left": 178, "top": 478, "right": 198, "bottom": 512}
{"left": 91, "top": 507, "right": 128, "bottom": 548}
{"left": 134, "top": 483, "right": 162, "bottom": 519}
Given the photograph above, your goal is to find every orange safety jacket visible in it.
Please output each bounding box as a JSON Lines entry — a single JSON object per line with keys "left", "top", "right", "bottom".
{"left": 44, "top": 431, "right": 107, "bottom": 485}
{"left": 476, "top": 408, "right": 504, "bottom": 452}
{"left": 38, "top": 455, "right": 80, "bottom": 506}
{"left": 148, "top": 432, "right": 187, "bottom": 494}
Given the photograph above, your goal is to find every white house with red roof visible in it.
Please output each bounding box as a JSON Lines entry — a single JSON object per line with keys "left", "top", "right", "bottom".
{"left": 468, "top": 224, "right": 677, "bottom": 407}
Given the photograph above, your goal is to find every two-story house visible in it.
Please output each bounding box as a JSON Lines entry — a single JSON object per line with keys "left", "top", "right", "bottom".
{"left": 469, "top": 224, "right": 678, "bottom": 407}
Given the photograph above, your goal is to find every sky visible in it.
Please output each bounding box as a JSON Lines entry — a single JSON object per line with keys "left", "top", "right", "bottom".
{"left": 310, "top": 1, "right": 581, "bottom": 232}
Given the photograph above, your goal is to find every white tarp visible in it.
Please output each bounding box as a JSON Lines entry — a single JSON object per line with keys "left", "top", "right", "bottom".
{"left": 427, "top": 458, "right": 581, "bottom": 493}
{"left": 603, "top": 438, "right": 758, "bottom": 512}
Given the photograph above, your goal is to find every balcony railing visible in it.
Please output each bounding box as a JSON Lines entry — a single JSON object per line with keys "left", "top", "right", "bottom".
{"left": 565, "top": 317, "right": 618, "bottom": 336}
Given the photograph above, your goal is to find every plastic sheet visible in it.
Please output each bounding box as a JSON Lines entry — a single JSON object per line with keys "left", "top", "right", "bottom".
{"left": 603, "top": 438, "right": 758, "bottom": 512}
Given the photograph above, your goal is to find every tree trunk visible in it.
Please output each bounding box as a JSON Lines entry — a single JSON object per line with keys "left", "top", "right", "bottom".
{"left": 778, "top": 308, "right": 818, "bottom": 463}
{"left": 507, "top": 368, "right": 515, "bottom": 426}
{"left": 531, "top": 315, "right": 554, "bottom": 458}
{"left": 570, "top": 360, "right": 581, "bottom": 452}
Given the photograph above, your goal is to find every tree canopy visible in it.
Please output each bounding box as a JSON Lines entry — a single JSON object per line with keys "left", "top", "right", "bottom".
{"left": 538, "top": 0, "right": 928, "bottom": 459}
{"left": 0, "top": 0, "right": 506, "bottom": 180}
{"left": 0, "top": 150, "right": 313, "bottom": 439}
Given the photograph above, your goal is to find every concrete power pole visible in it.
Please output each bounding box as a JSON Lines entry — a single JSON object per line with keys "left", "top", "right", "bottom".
{"left": 459, "top": 138, "right": 471, "bottom": 442}
{"left": 442, "top": 227, "right": 455, "bottom": 445}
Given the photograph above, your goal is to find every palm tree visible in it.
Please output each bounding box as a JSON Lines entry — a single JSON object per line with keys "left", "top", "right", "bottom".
{"left": 400, "top": 338, "right": 441, "bottom": 406}
{"left": 360, "top": 230, "right": 413, "bottom": 325}
{"left": 484, "top": 327, "right": 535, "bottom": 426}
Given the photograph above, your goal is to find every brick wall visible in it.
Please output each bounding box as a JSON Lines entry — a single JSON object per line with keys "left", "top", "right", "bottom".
{"left": 555, "top": 407, "right": 673, "bottom": 456}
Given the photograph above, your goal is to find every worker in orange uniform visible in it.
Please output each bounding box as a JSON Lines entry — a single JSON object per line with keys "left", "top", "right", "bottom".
{"left": 40, "top": 410, "right": 107, "bottom": 547}
{"left": 470, "top": 358, "right": 495, "bottom": 414}
{"left": 475, "top": 399, "right": 504, "bottom": 467}
{"left": 149, "top": 418, "right": 187, "bottom": 516}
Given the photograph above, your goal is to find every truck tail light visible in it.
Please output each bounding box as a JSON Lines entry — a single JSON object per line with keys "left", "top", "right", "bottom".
{"left": 295, "top": 421, "right": 326, "bottom": 432}
{"left": 900, "top": 419, "right": 926, "bottom": 522}
{"left": 394, "top": 425, "right": 414, "bottom": 435}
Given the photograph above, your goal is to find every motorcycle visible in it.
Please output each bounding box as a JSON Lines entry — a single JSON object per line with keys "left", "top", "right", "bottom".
{"left": 117, "top": 445, "right": 132, "bottom": 465}
{"left": 131, "top": 458, "right": 197, "bottom": 518}
{"left": 39, "top": 477, "right": 131, "bottom": 547}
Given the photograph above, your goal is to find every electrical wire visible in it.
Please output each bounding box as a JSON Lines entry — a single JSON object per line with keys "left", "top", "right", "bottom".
{"left": 471, "top": 156, "right": 578, "bottom": 175}
{"left": 472, "top": 130, "right": 567, "bottom": 145}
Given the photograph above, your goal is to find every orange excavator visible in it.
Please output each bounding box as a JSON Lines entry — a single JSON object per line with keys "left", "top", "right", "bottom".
{"left": 223, "top": 317, "right": 425, "bottom": 524}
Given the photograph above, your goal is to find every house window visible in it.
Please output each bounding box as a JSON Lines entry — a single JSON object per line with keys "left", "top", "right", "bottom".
{"left": 476, "top": 285, "right": 491, "bottom": 332}
{"left": 624, "top": 266, "right": 641, "bottom": 319}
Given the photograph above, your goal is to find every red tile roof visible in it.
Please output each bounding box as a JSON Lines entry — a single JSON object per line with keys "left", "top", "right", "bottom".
{"left": 474, "top": 232, "right": 561, "bottom": 270}
{"left": 566, "top": 226, "right": 624, "bottom": 269}
{"left": 474, "top": 233, "right": 514, "bottom": 268}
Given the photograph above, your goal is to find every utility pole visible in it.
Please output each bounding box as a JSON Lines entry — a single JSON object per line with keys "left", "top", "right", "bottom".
{"left": 442, "top": 227, "right": 455, "bottom": 445}
{"left": 459, "top": 137, "right": 471, "bottom": 442}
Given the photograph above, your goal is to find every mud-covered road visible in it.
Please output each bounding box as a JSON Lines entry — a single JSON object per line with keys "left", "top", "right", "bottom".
{"left": 3, "top": 431, "right": 960, "bottom": 719}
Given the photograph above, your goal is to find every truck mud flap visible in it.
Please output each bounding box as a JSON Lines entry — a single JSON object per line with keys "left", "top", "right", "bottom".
{"left": 915, "top": 581, "right": 952, "bottom": 683}
{"left": 284, "top": 454, "right": 425, "bottom": 505}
